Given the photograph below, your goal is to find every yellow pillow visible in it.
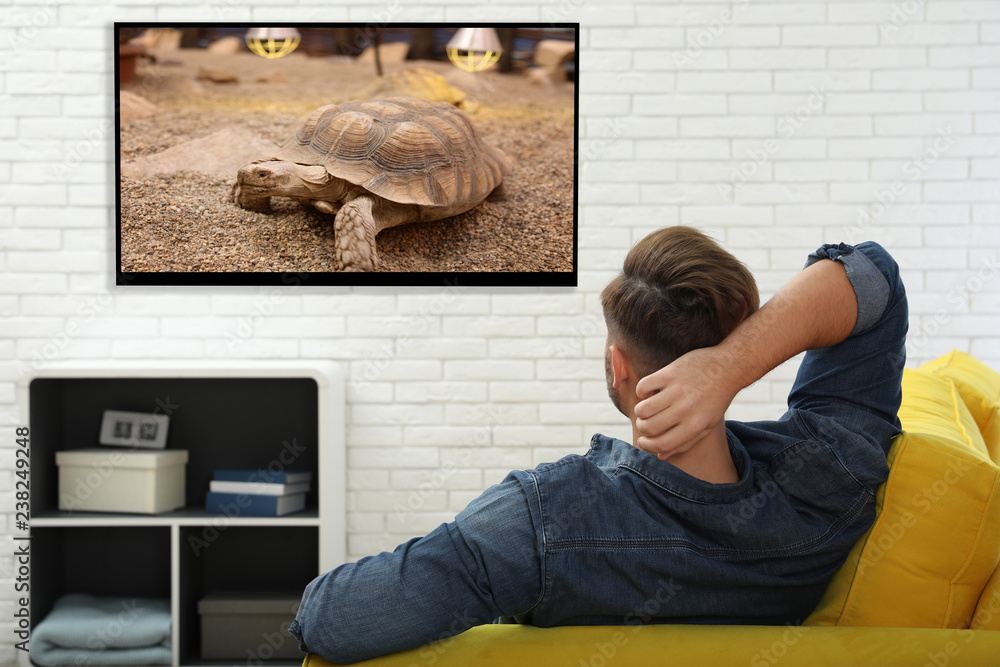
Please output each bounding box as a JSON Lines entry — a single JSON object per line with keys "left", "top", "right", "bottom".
{"left": 805, "top": 368, "right": 1000, "bottom": 629}
{"left": 921, "top": 350, "right": 1000, "bottom": 465}
{"left": 972, "top": 565, "right": 1000, "bottom": 630}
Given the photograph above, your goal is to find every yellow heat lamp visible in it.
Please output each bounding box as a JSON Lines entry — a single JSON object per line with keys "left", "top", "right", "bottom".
{"left": 245, "top": 27, "right": 301, "bottom": 59}
{"left": 446, "top": 28, "right": 502, "bottom": 72}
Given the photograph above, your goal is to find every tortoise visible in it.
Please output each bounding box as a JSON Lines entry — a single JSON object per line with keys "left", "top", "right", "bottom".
{"left": 348, "top": 68, "right": 476, "bottom": 112}
{"left": 233, "top": 97, "right": 512, "bottom": 271}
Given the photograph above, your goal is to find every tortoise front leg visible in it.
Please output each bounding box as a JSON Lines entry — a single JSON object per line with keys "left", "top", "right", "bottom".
{"left": 334, "top": 196, "right": 378, "bottom": 272}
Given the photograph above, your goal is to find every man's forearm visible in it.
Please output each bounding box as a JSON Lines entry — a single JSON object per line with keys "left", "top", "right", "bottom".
{"left": 713, "top": 257, "right": 859, "bottom": 397}
{"left": 635, "top": 243, "right": 889, "bottom": 456}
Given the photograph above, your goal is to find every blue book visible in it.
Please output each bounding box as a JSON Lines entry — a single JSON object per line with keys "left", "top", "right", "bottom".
{"left": 212, "top": 469, "right": 313, "bottom": 485}
{"left": 205, "top": 491, "right": 306, "bottom": 517}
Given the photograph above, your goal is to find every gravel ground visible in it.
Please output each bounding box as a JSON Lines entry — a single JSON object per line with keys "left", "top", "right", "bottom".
{"left": 119, "top": 51, "right": 575, "bottom": 275}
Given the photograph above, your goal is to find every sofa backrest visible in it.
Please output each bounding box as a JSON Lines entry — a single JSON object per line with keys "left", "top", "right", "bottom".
{"left": 923, "top": 351, "right": 1000, "bottom": 631}
{"left": 805, "top": 352, "right": 1000, "bottom": 629}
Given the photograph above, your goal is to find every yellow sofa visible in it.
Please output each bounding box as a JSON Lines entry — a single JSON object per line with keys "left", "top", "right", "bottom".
{"left": 306, "top": 351, "right": 1000, "bottom": 666}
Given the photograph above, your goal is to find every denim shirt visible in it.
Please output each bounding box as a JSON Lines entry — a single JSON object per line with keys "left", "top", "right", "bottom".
{"left": 289, "top": 242, "right": 907, "bottom": 664}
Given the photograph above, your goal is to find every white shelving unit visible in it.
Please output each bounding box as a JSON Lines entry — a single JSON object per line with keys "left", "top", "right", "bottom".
{"left": 19, "top": 361, "right": 345, "bottom": 667}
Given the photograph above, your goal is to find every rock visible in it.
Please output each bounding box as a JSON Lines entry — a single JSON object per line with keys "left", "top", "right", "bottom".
{"left": 206, "top": 36, "right": 243, "bottom": 55}
{"left": 197, "top": 66, "right": 239, "bottom": 84}
{"left": 128, "top": 28, "right": 182, "bottom": 52}
{"left": 120, "top": 127, "right": 280, "bottom": 180}
{"left": 528, "top": 41, "right": 574, "bottom": 87}
{"left": 255, "top": 70, "right": 288, "bottom": 84}
{"left": 526, "top": 67, "right": 557, "bottom": 88}
{"left": 148, "top": 73, "right": 206, "bottom": 97}
{"left": 357, "top": 41, "right": 409, "bottom": 65}
{"left": 119, "top": 91, "right": 159, "bottom": 123}
{"left": 534, "top": 39, "right": 575, "bottom": 69}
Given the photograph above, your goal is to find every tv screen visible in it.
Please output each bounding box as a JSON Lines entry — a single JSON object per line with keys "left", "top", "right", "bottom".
{"left": 116, "top": 22, "right": 579, "bottom": 287}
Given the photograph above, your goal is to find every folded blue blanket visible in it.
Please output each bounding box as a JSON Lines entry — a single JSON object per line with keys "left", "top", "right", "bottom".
{"left": 32, "top": 594, "right": 171, "bottom": 666}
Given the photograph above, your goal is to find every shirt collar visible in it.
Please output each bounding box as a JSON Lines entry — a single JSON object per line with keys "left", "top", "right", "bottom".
{"left": 586, "top": 430, "right": 755, "bottom": 504}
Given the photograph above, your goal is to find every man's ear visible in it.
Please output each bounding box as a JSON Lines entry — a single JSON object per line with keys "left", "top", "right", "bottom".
{"left": 609, "top": 344, "right": 630, "bottom": 389}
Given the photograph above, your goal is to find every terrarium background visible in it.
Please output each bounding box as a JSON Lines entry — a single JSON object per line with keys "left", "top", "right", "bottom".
{"left": 117, "top": 26, "right": 576, "bottom": 274}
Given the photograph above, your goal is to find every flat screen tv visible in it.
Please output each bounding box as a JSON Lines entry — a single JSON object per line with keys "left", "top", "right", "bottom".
{"left": 115, "top": 22, "right": 578, "bottom": 287}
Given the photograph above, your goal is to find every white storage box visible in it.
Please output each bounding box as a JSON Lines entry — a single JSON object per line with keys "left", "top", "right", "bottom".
{"left": 56, "top": 447, "right": 188, "bottom": 514}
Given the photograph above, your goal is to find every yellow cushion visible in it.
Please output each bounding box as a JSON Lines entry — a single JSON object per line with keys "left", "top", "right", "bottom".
{"left": 972, "top": 565, "right": 1000, "bottom": 630}
{"left": 805, "top": 368, "right": 1000, "bottom": 629}
{"left": 921, "top": 350, "right": 1000, "bottom": 465}
{"left": 898, "top": 365, "right": 989, "bottom": 459}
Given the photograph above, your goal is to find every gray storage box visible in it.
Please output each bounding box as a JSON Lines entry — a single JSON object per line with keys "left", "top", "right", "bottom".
{"left": 198, "top": 591, "right": 302, "bottom": 660}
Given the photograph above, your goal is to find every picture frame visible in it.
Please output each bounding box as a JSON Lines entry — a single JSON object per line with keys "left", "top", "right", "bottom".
{"left": 116, "top": 22, "right": 579, "bottom": 287}
{"left": 99, "top": 410, "right": 171, "bottom": 449}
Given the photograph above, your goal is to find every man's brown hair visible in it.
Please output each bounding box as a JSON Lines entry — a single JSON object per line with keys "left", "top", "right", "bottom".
{"left": 600, "top": 226, "right": 760, "bottom": 379}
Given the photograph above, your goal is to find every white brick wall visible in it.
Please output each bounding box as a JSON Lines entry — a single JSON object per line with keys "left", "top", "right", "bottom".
{"left": 2, "top": 1, "right": 1000, "bottom": 660}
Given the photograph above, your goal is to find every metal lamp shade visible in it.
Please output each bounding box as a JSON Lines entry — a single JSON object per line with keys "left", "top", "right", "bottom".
{"left": 245, "top": 27, "right": 301, "bottom": 59}
{"left": 446, "top": 28, "right": 502, "bottom": 72}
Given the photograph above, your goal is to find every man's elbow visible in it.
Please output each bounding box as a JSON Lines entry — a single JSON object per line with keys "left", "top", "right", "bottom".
{"left": 291, "top": 613, "right": 377, "bottom": 665}
{"left": 289, "top": 573, "right": 380, "bottom": 665}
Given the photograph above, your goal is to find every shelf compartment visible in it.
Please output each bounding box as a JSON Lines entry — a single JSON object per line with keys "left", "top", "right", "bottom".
{"left": 31, "top": 526, "right": 173, "bottom": 665}
{"left": 178, "top": 525, "right": 317, "bottom": 664}
{"left": 33, "top": 508, "right": 321, "bottom": 527}
{"left": 29, "top": 376, "right": 320, "bottom": 515}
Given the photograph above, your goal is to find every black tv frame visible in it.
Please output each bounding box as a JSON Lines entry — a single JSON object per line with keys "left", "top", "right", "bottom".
{"left": 114, "top": 21, "right": 579, "bottom": 288}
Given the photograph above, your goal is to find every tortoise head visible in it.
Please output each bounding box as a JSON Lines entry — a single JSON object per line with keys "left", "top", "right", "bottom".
{"left": 236, "top": 160, "right": 330, "bottom": 197}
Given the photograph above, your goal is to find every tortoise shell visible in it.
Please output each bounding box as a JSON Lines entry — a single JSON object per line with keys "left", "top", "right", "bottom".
{"left": 270, "top": 97, "right": 512, "bottom": 208}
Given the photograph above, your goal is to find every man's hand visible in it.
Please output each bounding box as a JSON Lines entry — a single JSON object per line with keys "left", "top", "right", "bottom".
{"left": 633, "top": 347, "right": 742, "bottom": 460}
{"left": 631, "top": 255, "right": 860, "bottom": 460}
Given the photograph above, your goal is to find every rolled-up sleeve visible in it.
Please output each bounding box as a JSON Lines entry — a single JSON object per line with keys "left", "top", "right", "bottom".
{"left": 804, "top": 242, "right": 892, "bottom": 337}
{"left": 289, "top": 476, "right": 541, "bottom": 664}
{"left": 788, "top": 241, "right": 908, "bottom": 460}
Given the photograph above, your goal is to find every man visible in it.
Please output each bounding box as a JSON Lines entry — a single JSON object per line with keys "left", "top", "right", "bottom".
{"left": 290, "top": 227, "right": 907, "bottom": 664}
